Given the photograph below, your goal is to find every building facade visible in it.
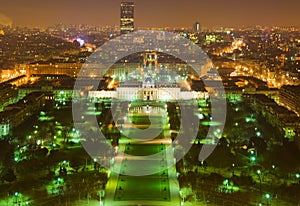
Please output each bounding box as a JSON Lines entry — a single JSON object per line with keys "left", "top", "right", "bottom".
{"left": 120, "top": 2, "right": 134, "bottom": 34}
{"left": 251, "top": 94, "right": 300, "bottom": 140}
{"left": 279, "top": 85, "right": 300, "bottom": 116}
{"left": 0, "top": 92, "right": 46, "bottom": 137}
{"left": 89, "top": 76, "right": 208, "bottom": 101}
{"left": 193, "top": 22, "right": 201, "bottom": 33}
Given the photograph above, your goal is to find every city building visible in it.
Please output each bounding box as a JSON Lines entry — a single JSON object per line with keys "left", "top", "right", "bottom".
{"left": 279, "top": 85, "right": 300, "bottom": 116}
{"left": 0, "top": 121, "right": 9, "bottom": 138}
{"left": 0, "top": 83, "right": 19, "bottom": 112}
{"left": 205, "top": 32, "right": 232, "bottom": 45}
{"left": 120, "top": 2, "right": 134, "bottom": 34}
{"left": 21, "top": 61, "right": 83, "bottom": 77}
{"left": 18, "top": 75, "right": 80, "bottom": 101}
{"left": 89, "top": 76, "right": 208, "bottom": 101}
{"left": 0, "top": 92, "right": 46, "bottom": 136}
{"left": 251, "top": 94, "right": 299, "bottom": 140}
{"left": 193, "top": 22, "right": 201, "bottom": 33}
{"left": 89, "top": 51, "right": 208, "bottom": 101}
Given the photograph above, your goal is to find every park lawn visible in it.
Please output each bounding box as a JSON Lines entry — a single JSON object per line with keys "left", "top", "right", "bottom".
{"left": 114, "top": 175, "right": 170, "bottom": 201}
{"left": 125, "top": 144, "right": 165, "bottom": 156}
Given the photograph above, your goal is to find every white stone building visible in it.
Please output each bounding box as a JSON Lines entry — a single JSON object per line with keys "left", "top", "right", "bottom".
{"left": 89, "top": 76, "right": 208, "bottom": 101}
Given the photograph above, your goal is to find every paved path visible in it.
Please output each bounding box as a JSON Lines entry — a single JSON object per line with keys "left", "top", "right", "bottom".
{"left": 104, "top": 105, "right": 181, "bottom": 206}
{"left": 104, "top": 140, "right": 181, "bottom": 206}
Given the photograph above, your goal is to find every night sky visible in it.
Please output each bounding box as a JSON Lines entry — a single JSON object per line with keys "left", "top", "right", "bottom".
{"left": 1, "top": 0, "right": 300, "bottom": 28}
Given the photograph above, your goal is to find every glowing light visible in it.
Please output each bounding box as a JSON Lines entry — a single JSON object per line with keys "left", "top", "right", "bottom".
{"left": 76, "top": 38, "right": 85, "bottom": 46}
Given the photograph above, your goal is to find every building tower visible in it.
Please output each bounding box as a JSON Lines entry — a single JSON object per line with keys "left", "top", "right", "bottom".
{"left": 193, "top": 22, "right": 201, "bottom": 33}
{"left": 143, "top": 52, "right": 158, "bottom": 75}
{"left": 120, "top": 2, "right": 134, "bottom": 35}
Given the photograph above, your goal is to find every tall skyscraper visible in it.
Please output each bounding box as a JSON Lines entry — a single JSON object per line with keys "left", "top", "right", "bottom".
{"left": 193, "top": 22, "right": 201, "bottom": 33}
{"left": 120, "top": 2, "right": 134, "bottom": 34}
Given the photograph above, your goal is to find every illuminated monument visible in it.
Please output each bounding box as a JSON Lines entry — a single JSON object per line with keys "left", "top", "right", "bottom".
{"left": 120, "top": 2, "right": 135, "bottom": 34}
{"left": 88, "top": 52, "right": 208, "bottom": 101}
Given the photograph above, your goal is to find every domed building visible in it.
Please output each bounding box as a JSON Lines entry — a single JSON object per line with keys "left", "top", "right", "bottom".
{"left": 88, "top": 51, "right": 208, "bottom": 101}
{"left": 143, "top": 76, "right": 155, "bottom": 88}
{"left": 89, "top": 75, "right": 208, "bottom": 101}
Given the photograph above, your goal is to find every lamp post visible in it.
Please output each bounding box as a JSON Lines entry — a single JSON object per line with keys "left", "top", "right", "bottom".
{"left": 14, "top": 192, "right": 22, "bottom": 206}
{"left": 179, "top": 190, "right": 186, "bottom": 205}
{"left": 265, "top": 193, "right": 271, "bottom": 205}
{"left": 257, "top": 170, "right": 262, "bottom": 202}
{"left": 296, "top": 173, "right": 300, "bottom": 184}
{"left": 14, "top": 192, "right": 19, "bottom": 205}
{"left": 99, "top": 190, "right": 105, "bottom": 206}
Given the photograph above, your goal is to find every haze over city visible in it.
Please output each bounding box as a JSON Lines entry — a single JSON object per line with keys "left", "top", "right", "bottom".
{"left": 1, "top": 0, "right": 300, "bottom": 28}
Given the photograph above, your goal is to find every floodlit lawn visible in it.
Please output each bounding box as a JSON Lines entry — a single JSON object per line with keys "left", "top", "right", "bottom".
{"left": 125, "top": 144, "right": 165, "bottom": 156}
{"left": 130, "top": 115, "right": 165, "bottom": 125}
{"left": 114, "top": 176, "right": 170, "bottom": 201}
{"left": 114, "top": 143, "right": 170, "bottom": 201}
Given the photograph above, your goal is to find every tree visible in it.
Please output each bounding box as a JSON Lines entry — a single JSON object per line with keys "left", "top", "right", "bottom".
{"left": 270, "top": 141, "right": 300, "bottom": 175}
{"left": 206, "top": 144, "right": 235, "bottom": 168}
{"left": 0, "top": 140, "right": 14, "bottom": 168}
{"left": 2, "top": 169, "right": 16, "bottom": 183}
{"left": 34, "top": 148, "right": 49, "bottom": 160}
{"left": 70, "top": 157, "right": 83, "bottom": 173}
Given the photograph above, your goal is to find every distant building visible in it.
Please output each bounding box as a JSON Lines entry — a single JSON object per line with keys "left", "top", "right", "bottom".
{"left": 22, "top": 62, "right": 82, "bottom": 77}
{"left": 205, "top": 32, "right": 232, "bottom": 44}
{"left": 0, "top": 92, "right": 46, "bottom": 136}
{"left": 0, "top": 83, "right": 19, "bottom": 112}
{"left": 193, "top": 22, "right": 201, "bottom": 33}
{"left": 120, "top": 2, "right": 134, "bottom": 34}
{"left": 89, "top": 76, "right": 208, "bottom": 101}
{"left": 0, "top": 122, "right": 9, "bottom": 138}
{"left": 88, "top": 51, "right": 208, "bottom": 101}
{"left": 279, "top": 85, "right": 300, "bottom": 116}
{"left": 251, "top": 94, "right": 299, "bottom": 140}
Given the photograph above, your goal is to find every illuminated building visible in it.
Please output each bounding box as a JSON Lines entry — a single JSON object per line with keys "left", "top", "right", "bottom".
{"left": 0, "top": 121, "right": 9, "bottom": 138}
{"left": 21, "top": 62, "right": 83, "bottom": 77}
{"left": 0, "top": 83, "right": 18, "bottom": 111}
{"left": 251, "top": 94, "right": 299, "bottom": 139}
{"left": 0, "top": 93, "right": 45, "bottom": 135}
{"left": 205, "top": 32, "right": 232, "bottom": 44}
{"left": 89, "top": 52, "right": 208, "bottom": 101}
{"left": 120, "top": 2, "right": 134, "bottom": 34}
{"left": 89, "top": 76, "right": 208, "bottom": 101}
{"left": 143, "top": 52, "right": 158, "bottom": 74}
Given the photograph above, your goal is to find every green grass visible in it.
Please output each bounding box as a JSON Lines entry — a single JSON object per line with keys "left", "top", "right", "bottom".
{"left": 114, "top": 176, "right": 170, "bottom": 201}
{"left": 129, "top": 115, "right": 165, "bottom": 125}
{"left": 114, "top": 143, "right": 170, "bottom": 201}
{"left": 125, "top": 144, "right": 166, "bottom": 156}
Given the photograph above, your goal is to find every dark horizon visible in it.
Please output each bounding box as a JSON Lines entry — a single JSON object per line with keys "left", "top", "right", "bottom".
{"left": 1, "top": 0, "right": 300, "bottom": 28}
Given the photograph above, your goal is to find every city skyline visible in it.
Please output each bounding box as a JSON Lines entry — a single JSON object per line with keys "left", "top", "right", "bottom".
{"left": 0, "top": 1, "right": 299, "bottom": 206}
{"left": 1, "top": 0, "right": 300, "bottom": 28}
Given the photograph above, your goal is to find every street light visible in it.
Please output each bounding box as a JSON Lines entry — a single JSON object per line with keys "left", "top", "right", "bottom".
{"left": 257, "top": 170, "right": 262, "bottom": 199}
{"left": 14, "top": 192, "right": 22, "bottom": 205}
{"left": 249, "top": 149, "right": 257, "bottom": 164}
{"left": 99, "top": 190, "right": 105, "bottom": 206}
{"left": 296, "top": 174, "right": 300, "bottom": 184}
{"left": 265, "top": 193, "right": 271, "bottom": 205}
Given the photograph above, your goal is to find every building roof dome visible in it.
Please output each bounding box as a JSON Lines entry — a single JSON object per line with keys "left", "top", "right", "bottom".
{"left": 143, "top": 76, "right": 155, "bottom": 88}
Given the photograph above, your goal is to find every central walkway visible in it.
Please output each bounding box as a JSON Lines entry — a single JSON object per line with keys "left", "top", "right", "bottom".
{"left": 105, "top": 104, "right": 181, "bottom": 206}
